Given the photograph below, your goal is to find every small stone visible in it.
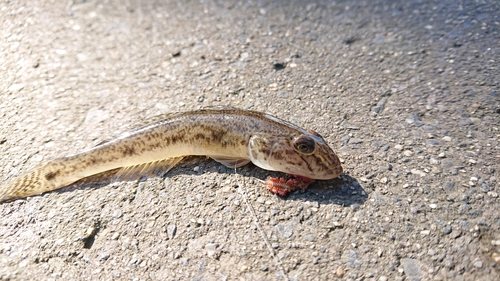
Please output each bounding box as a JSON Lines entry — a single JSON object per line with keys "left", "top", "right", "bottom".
{"left": 442, "top": 136, "right": 452, "bottom": 141}
{"left": 349, "top": 138, "right": 363, "bottom": 144}
{"left": 401, "top": 258, "right": 424, "bottom": 280}
{"left": 403, "top": 150, "right": 414, "bottom": 157}
{"left": 193, "top": 166, "right": 200, "bottom": 172}
{"left": 380, "top": 177, "right": 388, "bottom": 183}
{"left": 450, "top": 229, "right": 462, "bottom": 239}
{"left": 473, "top": 260, "right": 483, "bottom": 268}
{"left": 86, "top": 227, "right": 96, "bottom": 237}
{"left": 426, "top": 139, "right": 441, "bottom": 146}
{"left": 487, "top": 191, "right": 498, "bottom": 198}
{"left": 438, "top": 152, "right": 446, "bottom": 158}
{"left": 406, "top": 114, "right": 424, "bottom": 126}
{"left": 430, "top": 158, "right": 440, "bottom": 164}
{"left": 411, "top": 169, "right": 426, "bottom": 177}
{"left": 460, "top": 195, "right": 470, "bottom": 201}
{"left": 336, "top": 266, "right": 344, "bottom": 277}
{"left": 304, "top": 234, "right": 317, "bottom": 242}
{"left": 350, "top": 204, "right": 360, "bottom": 211}
{"left": 443, "top": 226, "right": 452, "bottom": 234}
{"left": 8, "top": 83, "right": 24, "bottom": 93}
{"left": 394, "top": 144, "right": 404, "bottom": 151}
{"left": 492, "top": 253, "right": 500, "bottom": 263}
{"left": 459, "top": 119, "right": 474, "bottom": 126}
{"left": 167, "top": 225, "right": 177, "bottom": 239}
{"left": 277, "top": 91, "right": 288, "bottom": 98}
{"left": 100, "top": 253, "right": 110, "bottom": 260}
{"left": 429, "top": 204, "right": 437, "bottom": 209}
{"left": 112, "top": 209, "right": 123, "bottom": 218}
{"left": 421, "top": 230, "right": 430, "bottom": 235}
{"left": 275, "top": 223, "right": 294, "bottom": 239}
{"left": 205, "top": 243, "right": 218, "bottom": 258}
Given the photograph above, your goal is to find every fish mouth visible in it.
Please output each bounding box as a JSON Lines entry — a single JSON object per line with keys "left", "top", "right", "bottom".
{"left": 312, "top": 167, "right": 343, "bottom": 180}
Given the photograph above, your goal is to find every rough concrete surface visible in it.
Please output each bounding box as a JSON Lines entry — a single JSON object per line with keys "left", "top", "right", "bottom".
{"left": 0, "top": 0, "right": 499, "bottom": 280}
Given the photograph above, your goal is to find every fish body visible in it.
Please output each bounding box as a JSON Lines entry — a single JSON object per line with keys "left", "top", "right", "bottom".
{"left": 0, "top": 108, "right": 342, "bottom": 202}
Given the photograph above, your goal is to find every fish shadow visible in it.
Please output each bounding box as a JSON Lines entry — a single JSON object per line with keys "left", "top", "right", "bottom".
{"left": 55, "top": 156, "right": 367, "bottom": 208}
{"left": 285, "top": 174, "right": 368, "bottom": 207}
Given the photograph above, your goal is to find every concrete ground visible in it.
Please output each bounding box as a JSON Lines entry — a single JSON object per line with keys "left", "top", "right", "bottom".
{"left": 0, "top": 0, "right": 499, "bottom": 280}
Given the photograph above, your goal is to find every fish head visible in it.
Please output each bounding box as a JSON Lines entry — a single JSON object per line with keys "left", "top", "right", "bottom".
{"left": 248, "top": 131, "right": 343, "bottom": 180}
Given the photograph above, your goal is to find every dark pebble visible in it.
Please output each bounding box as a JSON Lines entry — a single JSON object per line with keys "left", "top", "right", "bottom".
{"left": 423, "top": 125, "right": 436, "bottom": 131}
{"left": 444, "top": 226, "right": 453, "bottom": 234}
{"left": 459, "top": 119, "right": 474, "bottom": 126}
{"left": 426, "top": 139, "right": 441, "bottom": 146}
{"left": 442, "top": 162, "right": 454, "bottom": 169}
{"left": 380, "top": 145, "right": 390, "bottom": 152}
{"left": 460, "top": 195, "right": 470, "bottom": 202}
{"left": 406, "top": 114, "right": 424, "bottom": 127}
{"left": 372, "top": 141, "right": 384, "bottom": 147}
{"left": 444, "top": 182, "right": 455, "bottom": 190}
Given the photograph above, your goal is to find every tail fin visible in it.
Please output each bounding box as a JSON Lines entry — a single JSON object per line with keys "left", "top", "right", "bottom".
{"left": 0, "top": 156, "right": 185, "bottom": 203}
{"left": 0, "top": 163, "right": 59, "bottom": 202}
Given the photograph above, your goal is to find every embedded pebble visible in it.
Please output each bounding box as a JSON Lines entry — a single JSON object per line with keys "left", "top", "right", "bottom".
{"left": 112, "top": 209, "right": 123, "bottom": 218}
{"left": 167, "top": 225, "right": 177, "bottom": 239}
{"left": 100, "top": 253, "right": 110, "bottom": 260}
{"left": 459, "top": 119, "right": 474, "bottom": 126}
{"left": 8, "top": 83, "right": 24, "bottom": 93}
{"left": 443, "top": 226, "right": 452, "bottom": 234}
{"left": 403, "top": 150, "right": 414, "bottom": 157}
{"left": 401, "top": 258, "right": 424, "bottom": 280}
{"left": 275, "top": 223, "right": 294, "bottom": 239}
{"left": 411, "top": 169, "right": 426, "bottom": 177}
{"left": 426, "top": 139, "right": 441, "bottom": 146}
{"left": 304, "top": 234, "right": 317, "bottom": 242}
{"left": 488, "top": 191, "right": 498, "bottom": 198}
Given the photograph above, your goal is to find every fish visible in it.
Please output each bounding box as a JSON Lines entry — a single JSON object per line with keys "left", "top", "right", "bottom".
{"left": 0, "top": 108, "right": 343, "bottom": 202}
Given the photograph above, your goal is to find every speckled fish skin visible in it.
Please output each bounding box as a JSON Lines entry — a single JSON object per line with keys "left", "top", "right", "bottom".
{"left": 0, "top": 108, "right": 343, "bottom": 202}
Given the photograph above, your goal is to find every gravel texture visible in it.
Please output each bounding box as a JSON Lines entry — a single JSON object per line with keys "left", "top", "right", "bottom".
{"left": 0, "top": 0, "right": 499, "bottom": 280}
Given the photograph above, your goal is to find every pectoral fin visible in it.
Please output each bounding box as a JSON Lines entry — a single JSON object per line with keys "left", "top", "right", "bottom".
{"left": 210, "top": 157, "right": 250, "bottom": 168}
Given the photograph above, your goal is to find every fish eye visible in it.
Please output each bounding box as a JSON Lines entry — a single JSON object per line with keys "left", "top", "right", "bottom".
{"left": 293, "top": 135, "right": 315, "bottom": 154}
